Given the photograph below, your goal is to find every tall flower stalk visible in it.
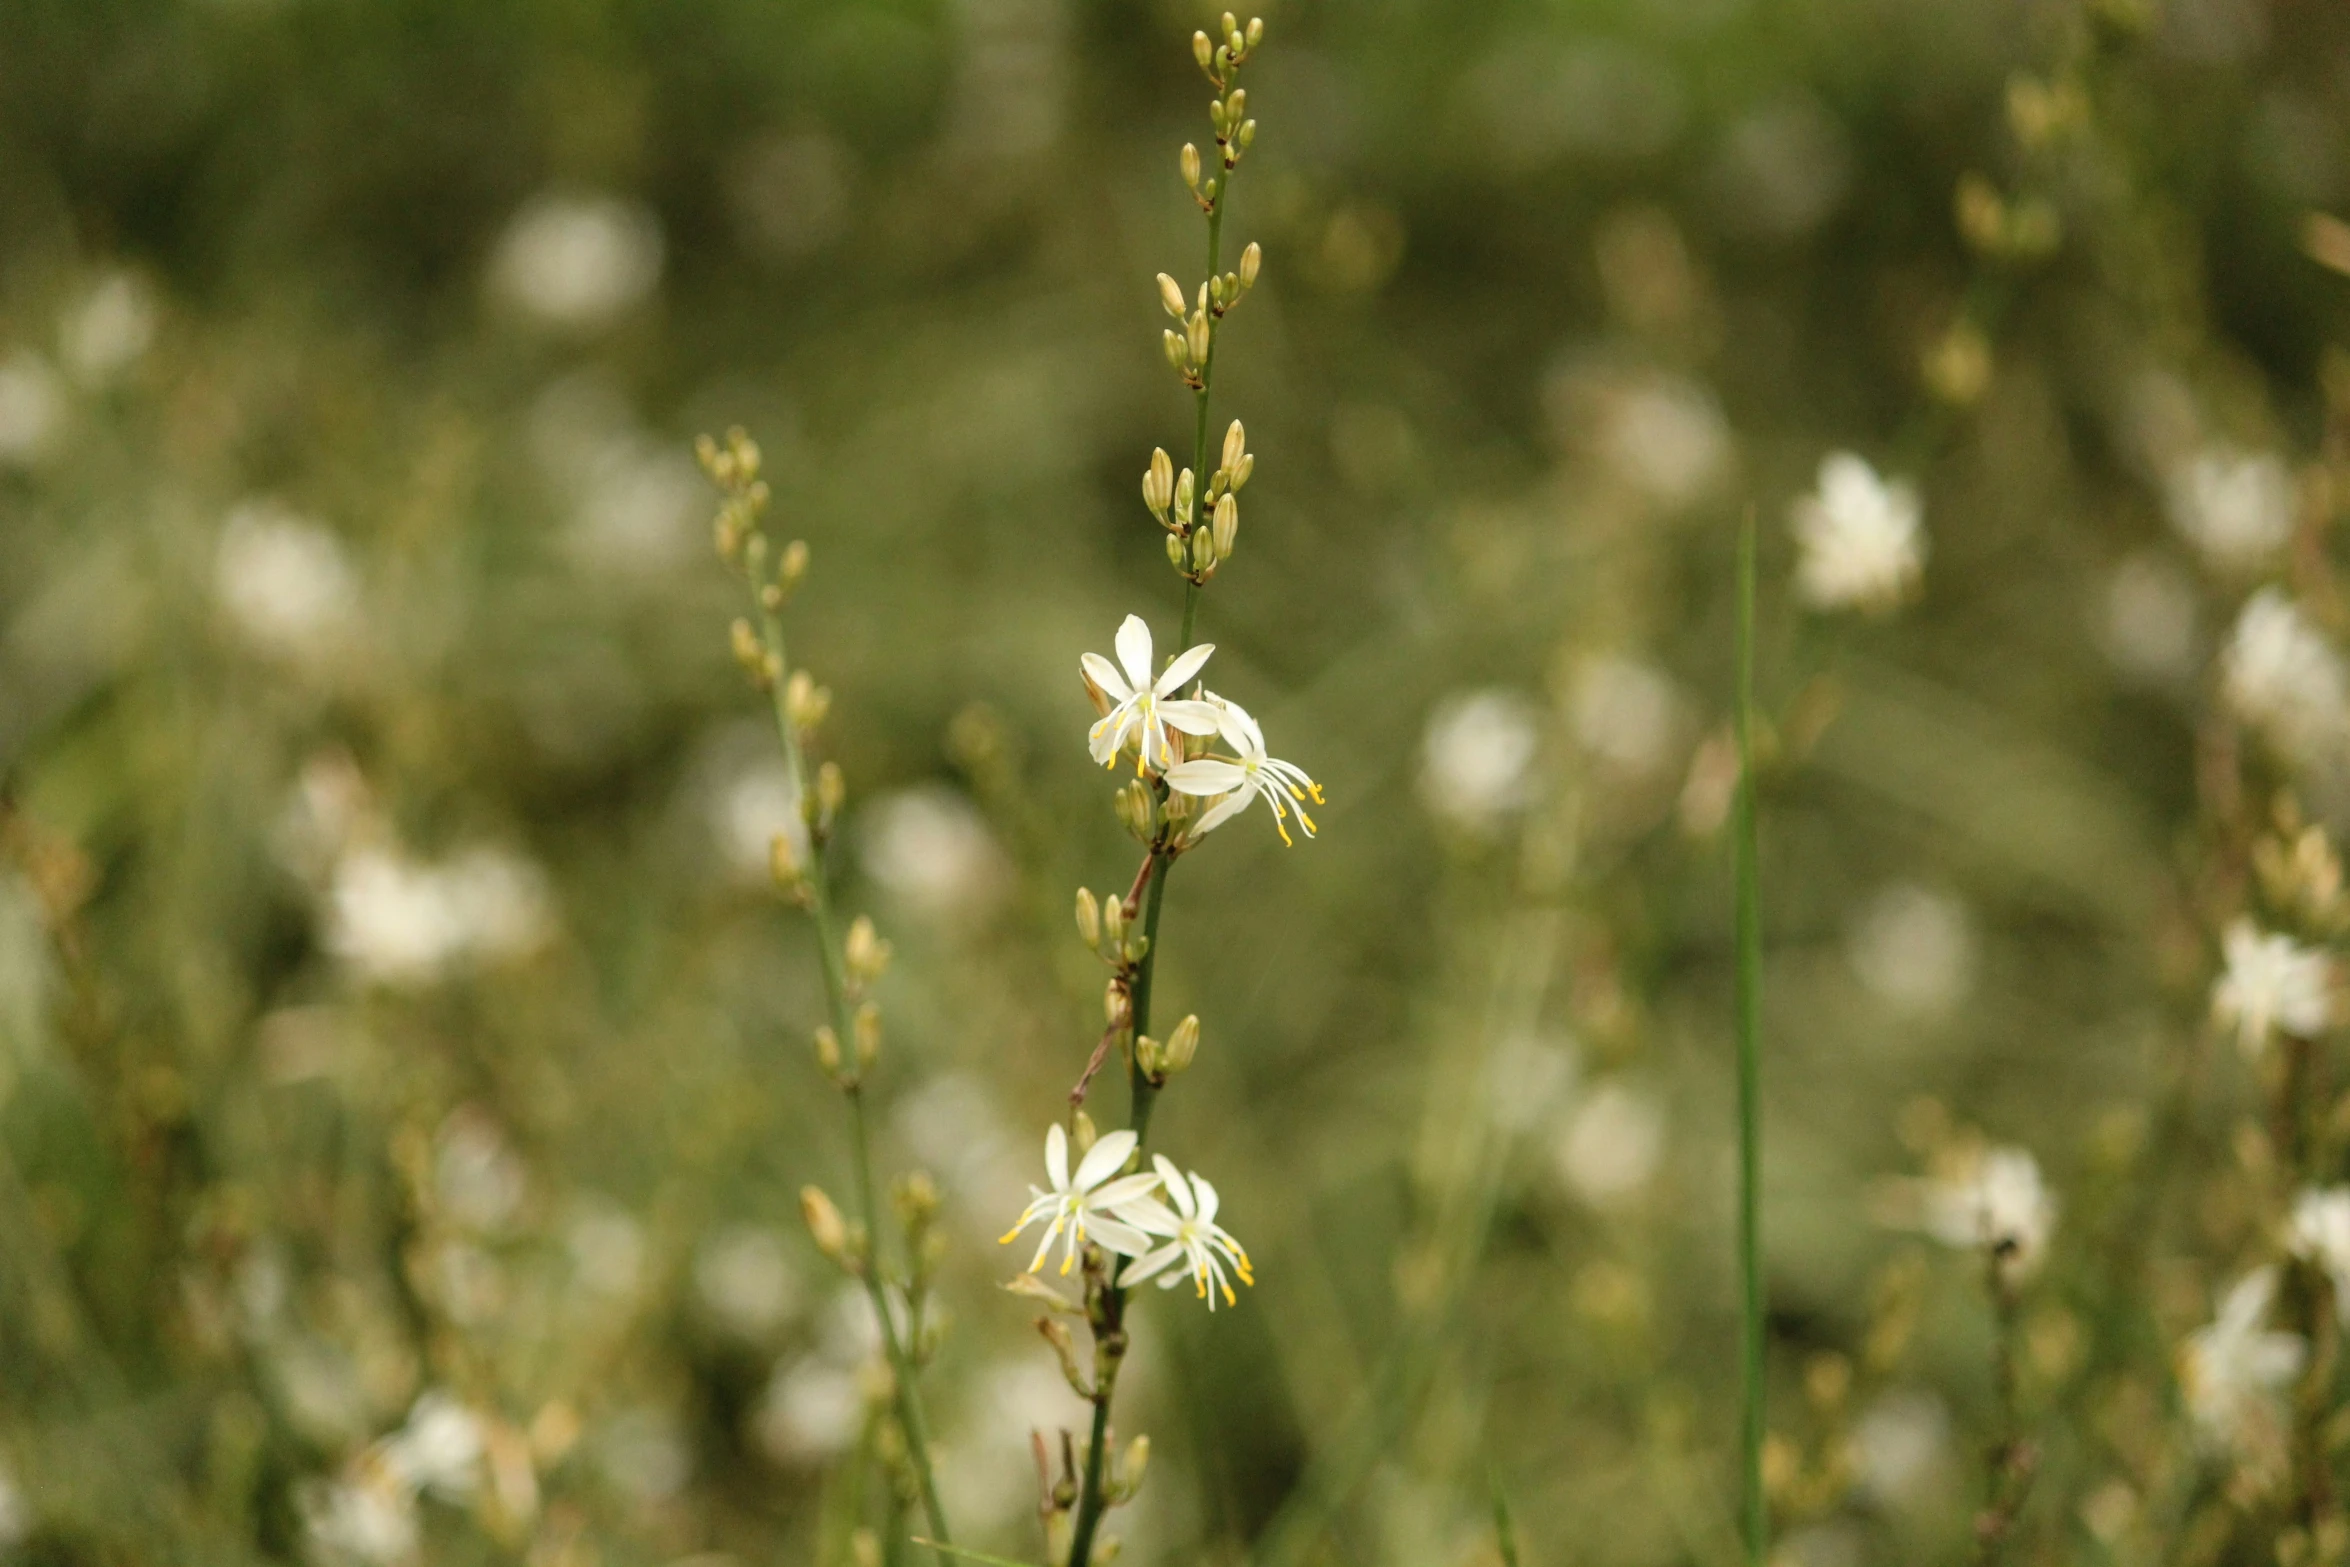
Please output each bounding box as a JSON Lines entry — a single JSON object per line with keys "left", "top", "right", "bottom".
{"left": 1733, "top": 516, "right": 1767, "bottom": 1567}
{"left": 698, "top": 431, "right": 953, "bottom": 1563}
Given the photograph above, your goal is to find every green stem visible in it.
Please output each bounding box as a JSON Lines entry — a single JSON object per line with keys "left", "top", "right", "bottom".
{"left": 754, "top": 595, "right": 954, "bottom": 1561}
{"left": 1733, "top": 515, "right": 1766, "bottom": 1567}
{"left": 1068, "top": 99, "right": 1239, "bottom": 1567}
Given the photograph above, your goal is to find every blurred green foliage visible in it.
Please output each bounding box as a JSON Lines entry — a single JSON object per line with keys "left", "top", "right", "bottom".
{"left": 2, "top": 0, "right": 2350, "bottom": 1564}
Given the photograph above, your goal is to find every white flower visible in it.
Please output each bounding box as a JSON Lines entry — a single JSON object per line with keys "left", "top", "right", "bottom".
{"left": 1081, "top": 615, "right": 1219, "bottom": 774}
{"left": 1846, "top": 882, "right": 1977, "bottom": 1018}
{"left": 215, "top": 501, "right": 359, "bottom": 658}
{"left": 1114, "top": 1156, "right": 1254, "bottom": 1308}
{"left": 1419, "top": 689, "right": 1540, "bottom": 832}
{"left": 999, "top": 1125, "right": 1161, "bottom": 1276}
{"left": 1166, "top": 697, "right": 1324, "bottom": 844}
{"left": 1921, "top": 1146, "right": 2056, "bottom": 1281}
{"left": 1554, "top": 1083, "right": 1666, "bottom": 1210}
{"left": 2165, "top": 447, "right": 2295, "bottom": 573}
{"left": 860, "top": 786, "right": 1010, "bottom": 919}
{"left": 2223, "top": 589, "right": 2349, "bottom": 762}
{"left": 2180, "top": 1267, "right": 2304, "bottom": 1455}
{"left": 0, "top": 1456, "right": 28, "bottom": 1546}
{"left": 694, "top": 1224, "right": 799, "bottom": 1339}
{"left": 325, "top": 845, "right": 552, "bottom": 986}
{"left": 2289, "top": 1186, "right": 2350, "bottom": 1321}
{"left": 299, "top": 1470, "right": 417, "bottom": 1566}
{"left": 60, "top": 270, "right": 157, "bottom": 386}
{"left": 0, "top": 350, "right": 65, "bottom": 467}
{"left": 1790, "top": 452, "right": 1925, "bottom": 614}
{"left": 489, "top": 192, "right": 663, "bottom": 331}
{"left": 2211, "top": 918, "right": 2333, "bottom": 1056}
{"left": 381, "top": 1391, "right": 484, "bottom": 1501}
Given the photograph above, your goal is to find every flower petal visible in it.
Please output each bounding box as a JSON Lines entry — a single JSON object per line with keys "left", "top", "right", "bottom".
{"left": 1120, "top": 1244, "right": 1184, "bottom": 1288}
{"left": 1081, "top": 651, "right": 1134, "bottom": 703}
{"left": 1193, "top": 788, "right": 1256, "bottom": 836}
{"left": 1152, "top": 1155, "right": 1194, "bottom": 1220}
{"left": 1074, "top": 1128, "right": 1140, "bottom": 1192}
{"left": 1109, "top": 1194, "right": 1183, "bottom": 1235}
{"left": 1166, "top": 758, "right": 1248, "bottom": 797}
{"left": 1044, "top": 1123, "right": 1070, "bottom": 1192}
{"left": 1160, "top": 699, "right": 1223, "bottom": 737}
{"left": 1189, "top": 1173, "right": 1220, "bottom": 1226}
{"left": 1213, "top": 698, "right": 1263, "bottom": 757}
{"left": 1157, "top": 642, "right": 1215, "bottom": 695}
{"left": 1088, "top": 1216, "right": 1154, "bottom": 1258}
{"left": 1090, "top": 1171, "right": 1165, "bottom": 1210}
{"left": 1115, "top": 616, "right": 1154, "bottom": 691}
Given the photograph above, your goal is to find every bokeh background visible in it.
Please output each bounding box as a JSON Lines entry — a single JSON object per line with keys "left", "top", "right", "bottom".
{"left": 2, "top": 0, "right": 2348, "bottom": 1563}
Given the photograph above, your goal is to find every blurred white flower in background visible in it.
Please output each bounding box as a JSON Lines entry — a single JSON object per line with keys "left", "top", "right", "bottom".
{"left": 1421, "top": 689, "right": 1540, "bottom": 833}
{"left": 598, "top": 1407, "right": 692, "bottom": 1508}
{"left": 2223, "top": 588, "right": 2349, "bottom": 763}
{"left": 712, "top": 754, "right": 808, "bottom": 885}
{"left": 936, "top": 1359, "right": 1080, "bottom": 1536}
{"left": 1554, "top": 1082, "right": 1665, "bottom": 1209}
{"left": 2099, "top": 553, "right": 2200, "bottom": 686}
{"left": 59, "top": 270, "right": 157, "bottom": 386}
{"left": 567, "top": 1200, "right": 646, "bottom": 1301}
{"left": 1919, "top": 1145, "right": 2056, "bottom": 1280}
{"left": 755, "top": 1359, "right": 868, "bottom": 1464}
{"left": 1850, "top": 1389, "right": 1951, "bottom": 1509}
{"left": 2211, "top": 917, "right": 2333, "bottom": 1056}
{"left": 2165, "top": 447, "right": 2295, "bottom": 573}
{"left": 1846, "top": 882, "right": 1977, "bottom": 1018}
{"left": 2180, "top": 1267, "right": 2304, "bottom": 1457}
{"left": 0, "top": 350, "right": 66, "bottom": 467}
{"left": 1790, "top": 452, "right": 1925, "bottom": 614}
{"left": 299, "top": 1468, "right": 416, "bottom": 1565}
{"left": 326, "top": 845, "right": 552, "bottom": 987}
{"left": 694, "top": 1224, "right": 799, "bottom": 1340}
{"left": 215, "top": 501, "right": 359, "bottom": 659}
{"left": 489, "top": 192, "right": 663, "bottom": 332}
{"left": 860, "top": 785, "right": 1011, "bottom": 921}
{"left": 1599, "top": 376, "right": 1731, "bottom": 509}
{"left": 528, "top": 374, "right": 703, "bottom": 575}
{"left": 382, "top": 1391, "right": 485, "bottom": 1501}
{"left": 1570, "top": 654, "right": 1685, "bottom": 778}
{"left": 433, "top": 1108, "right": 526, "bottom": 1233}
{"left": 2288, "top": 1186, "right": 2350, "bottom": 1319}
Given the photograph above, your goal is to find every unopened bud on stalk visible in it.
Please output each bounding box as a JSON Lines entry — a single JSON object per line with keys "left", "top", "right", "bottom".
{"left": 1212, "top": 493, "right": 1239, "bottom": 558}
{"left": 892, "top": 1168, "right": 941, "bottom": 1228}
{"left": 801, "top": 1185, "right": 851, "bottom": 1263}
{"left": 1247, "top": 16, "right": 1263, "bottom": 47}
{"left": 1075, "top": 887, "right": 1102, "bottom": 949}
{"left": 1165, "top": 534, "right": 1187, "bottom": 569}
{"left": 1186, "top": 312, "right": 1212, "bottom": 367}
{"left": 1157, "top": 273, "right": 1186, "bottom": 320}
{"left": 1102, "top": 894, "right": 1128, "bottom": 949}
{"left": 1104, "top": 979, "right": 1129, "bottom": 1029}
{"left": 778, "top": 538, "right": 809, "bottom": 591}
{"left": 714, "top": 511, "right": 744, "bottom": 562}
{"left": 785, "top": 670, "right": 831, "bottom": 732}
{"left": 1173, "top": 468, "right": 1195, "bottom": 525}
{"left": 1039, "top": 1316, "right": 1091, "bottom": 1397}
{"left": 1163, "top": 1014, "right": 1200, "bottom": 1075}
{"left": 815, "top": 762, "right": 846, "bottom": 821}
{"left": 1230, "top": 453, "right": 1254, "bottom": 491}
{"left": 1122, "top": 1435, "right": 1151, "bottom": 1496}
{"left": 1192, "top": 31, "right": 1213, "bottom": 71}
{"left": 1134, "top": 1034, "right": 1163, "bottom": 1078}
{"left": 853, "top": 1002, "right": 882, "bottom": 1068}
{"left": 1114, "top": 780, "right": 1153, "bottom": 840}
{"left": 1180, "top": 142, "right": 1202, "bottom": 190}
{"left": 1239, "top": 242, "right": 1262, "bottom": 288}
{"left": 1222, "top": 420, "right": 1246, "bottom": 475}
{"left": 813, "top": 1025, "right": 843, "bottom": 1077}
{"left": 730, "top": 619, "right": 765, "bottom": 678}
{"left": 1143, "top": 448, "right": 1174, "bottom": 520}
{"left": 1191, "top": 527, "right": 1217, "bottom": 573}
{"left": 1227, "top": 87, "right": 1246, "bottom": 121}
{"left": 769, "top": 832, "right": 800, "bottom": 891}
{"left": 844, "top": 916, "right": 892, "bottom": 986}
{"left": 1238, "top": 119, "right": 1256, "bottom": 150}
{"left": 1072, "top": 1111, "right": 1099, "bottom": 1157}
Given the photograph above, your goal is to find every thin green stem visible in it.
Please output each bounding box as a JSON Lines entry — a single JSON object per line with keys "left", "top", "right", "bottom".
{"left": 1733, "top": 514, "right": 1766, "bottom": 1567}
{"left": 752, "top": 593, "right": 953, "bottom": 1561}
{"left": 1068, "top": 94, "right": 1240, "bottom": 1567}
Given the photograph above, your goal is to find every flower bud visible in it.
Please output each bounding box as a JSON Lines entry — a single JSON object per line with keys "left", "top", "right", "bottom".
{"left": 1227, "top": 87, "right": 1246, "bottom": 120}
{"left": 892, "top": 1168, "right": 941, "bottom": 1228}
{"left": 777, "top": 538, "right": 809, "bottom": 591}
{"left": 1212, "top": 493, "right": 1239, "bottom": 558}
{"left": 845, "top": 916, "right": 892, "bottom": 986}
{"left": 1039, "top": 1316, "right": 1091, "bottom": 1398}
{"left": 1102, "top": 894, "right": 1127, "bottom": 949}
{"left": 1134, "top": 1034, "right": 1163, "bottom": 1078}
{"left": 1186, "top": 312, "right": 1211, "bottom": 367}
{"left": 1239, "top": 241, "right": 1262, "bottom": 288}
{"left": 1222, "top": 420, "right": 1246, "bottom": 476}
{"left": 853, "top": 1001, "right": 882, "bottom": 1068}
{"left": 1221, "top": 12, "right": 1237, "bottom": 38}
{"left": 714, "top": 510, "right": 744, "bottom": 563}
{"left": 730, "top": 618, "right": 765, "bottom": 678}
{"left": 801, "top": 1184, "right": 850, "bottom": 1263}
{"left": 785, "top": 670, "right": 831, "bottom": 732}
{"left": 851, "top": 1529, "right": 882, "bottom": 1567}
{"left": 813, "top": 1025, "right": 843, "bottom": 1077}
{"left": 1190, "top": 526, "right": 1217, "bottom": 573}
{"left": 1181, "top": 142, "right": 1201, "bottom": 190}
{"left": 1246, "top": 16, "right": 1263, "bottom": 47}
{"left": 1165, "top": 533, "right": 1188, "bottom": 570}
{"left": 1072, "top": 1110, "right": 1098, "bottom": 1157}
{"left": 1209, "top": 99, "right": 1228, "bottom": 134}
{"left": 769, "top": 832, "right": 800, "bottom": 891}
{"left": 1230, "top": 29, "right": 1245, "bottom": 56}
{"left": 1192, "top": 30, "right": 1213, "bottom": 70}
{"left": 1157, "top": 272, "right": 1186, "bottom": 320}
{"left": 1122, "top": 1434, "right": 1151, "bottom": 1496}
{"left": 1104, "top": 979, "right": 1128, "bottom": 1029}
{"left": 1163, "top": 1014, "right": 1200, "bottom": 1075}
{"left": 1143, "top": 448, "right": 1174, "bottom": 520}
{"left": 815, "top": 761, "right": 846, "bottom": 821}
{"left": 1231, "top": 453, "right": 1254, "bottom": 491}
{"left": 1173, "top": 468, "right": 1195, "bottom": 525}
{"left": 1162, "top": 330, "right": 1186, "bottom": 372}
{"left": 1115, "top": 780, "right": 1152, "bottom": 840}
{"left": 1075, "top": 887, "right": 1102, "bottom": 949}
{"left": 1238, "top": 118, "right": 1256, "bottom": 150}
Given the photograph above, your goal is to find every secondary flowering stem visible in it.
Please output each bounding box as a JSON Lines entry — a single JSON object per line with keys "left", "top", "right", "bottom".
{"left": 749, "top": 595, "right": 953, "bottom": 1561}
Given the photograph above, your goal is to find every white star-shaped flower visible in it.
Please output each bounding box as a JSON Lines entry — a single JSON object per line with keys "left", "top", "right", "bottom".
{"left": 2289, "top": 1186, "right": 2350, "bottom": 1323}
{"left": 2211, "top": 918, "right": 2334, "bottom": 1057}
{"left": 1165, "top": 697, "right": 1324, "bottom": 845}
{"left": 1790, "top": 452, "right": 1926, "bottom": 614}
{"left": 1082, "top": 615, "right": 1220, "bottom": 775}
{"left": 1000, "top": 1125, "right": 1162, "bottom": 1277}
{"left": 2181, "top": 1267, "right": 2305, "bottom": 1456}
{"left": 1114, "top": 1156, "right": 1254, "bottom": 1308}
{"left": 1920, "top": 1146, "right": 2056, "bottom": 1282}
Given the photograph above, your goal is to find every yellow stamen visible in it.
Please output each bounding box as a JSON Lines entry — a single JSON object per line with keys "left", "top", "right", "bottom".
{"left": 1294, "top": 807, "right": 1316, "bottom": 835}
{"left": 1220, "top": 1279, "right": 1236, "bottom": 1306}
{"left": 998, "top": 1225, "right": 1024, "bottom": 1245}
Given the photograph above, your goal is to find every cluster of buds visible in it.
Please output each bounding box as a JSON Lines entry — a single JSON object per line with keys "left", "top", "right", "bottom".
{"left": 1133, "top": 1013, "right": 1201, "bottom": 1086}
{"left": 1192, "top": 13, "right": 1265, "bottom": 147}
{"left": 1953, "top": 172, "right": 2060, "bottom": 262}
{"left": 1142, "top": 421, "right": 1254, "bottom": 582}
{"left": 1076, "top": 887, "right": 1152, "bottom": 969}
{"left": 2254, "top": 796, "right": 2350, "bottom": 936}
{"left": 891, "top": 1169, "right": 949, "bottom": 1364}
{"left": 811, "top": 916, "right": 896, "bottom": 1088}
{"left": 1034, "top": 1426, "right": 1151, "bottom": 1565}
{"left": 1155, "top": 245, "right": 1263, "bottom": 390}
